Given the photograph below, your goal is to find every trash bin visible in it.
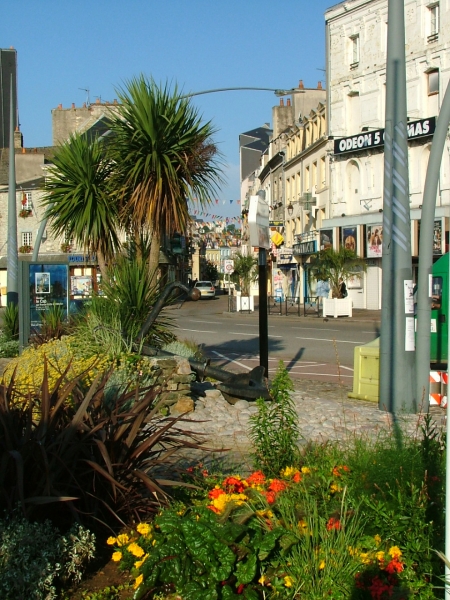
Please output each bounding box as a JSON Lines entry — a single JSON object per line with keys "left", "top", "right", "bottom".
{"left": 348, "top": 337, "right": 379, "bottom": 402}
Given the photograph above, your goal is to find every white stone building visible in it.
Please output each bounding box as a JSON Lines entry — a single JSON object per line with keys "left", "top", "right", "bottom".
{"left": 323, "top": 0, "right": 450, "bottom": 309}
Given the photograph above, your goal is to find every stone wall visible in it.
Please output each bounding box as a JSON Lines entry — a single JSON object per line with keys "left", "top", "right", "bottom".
{"left": 147, "top": 356, "right": 197, "bottom": 415}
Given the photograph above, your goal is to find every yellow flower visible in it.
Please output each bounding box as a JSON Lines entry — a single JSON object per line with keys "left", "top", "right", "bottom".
{"left": 376, "top": 551, "right": 385, "bottom": 562}
{"left": 374, "top": 534, "right": 382, "bottom": 546}
{"left": 106, "top": 536, "right": 117, "bottom": 545}
{"left": 134, "top": 573, "right": 144, "bottom": 589}
{"left": 284, "top": 576, "right": 294, "bottom": 588}
{"left": 360, "top": 552, "right": 371, "bottom": 565}
{"left": 152, "top": 539, "right": 156, "bottom": 546}
{"left": 127, "top": 542, "right": 145, "bottom": 558}
{"left": 388, "top": 546, "right": 402, "bottom": 559}
{"left": 259, "top": 574, "right": 267, "bottom": 585}
{"left": 319, "top": 560, "right": 326, "bottom": 570}
{"left": 330, "top": 483, "right": 342, "bottom": 493}
{"left": 301, "top": 466, "right": 311, "bottom": 474}
{"left": 136, "top": 523, "right": 152, "bottom": 536}
{"left": 112, "top": 551, "right": 122, "bottom": 562}
{"left": 281, "top": 466, "right": 296, "bottom": 477}
{"left": 134, "top": 554, "right": 148, "bottom": 569}
{"left": 116, "top": 533, "right": 130, "bottom": 546}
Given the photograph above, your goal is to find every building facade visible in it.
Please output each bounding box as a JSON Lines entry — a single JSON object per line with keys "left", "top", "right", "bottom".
{"left": 323, "top": 0, "right": 450, "bottom": 309}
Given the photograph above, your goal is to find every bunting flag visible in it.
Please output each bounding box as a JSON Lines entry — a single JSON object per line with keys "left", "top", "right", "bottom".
{"left": 237, "top": 200, "right": 241, "bottom": 205}
{"left": 215, "top": 199, "right": 219, "bottom": 204}
{"left": 230, "top": 200, "right": 233, "bottom": 204}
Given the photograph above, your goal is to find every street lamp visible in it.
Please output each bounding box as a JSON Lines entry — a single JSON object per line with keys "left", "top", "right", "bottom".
{"left": 287, "top": 203, "right": 294, "bottom": 216}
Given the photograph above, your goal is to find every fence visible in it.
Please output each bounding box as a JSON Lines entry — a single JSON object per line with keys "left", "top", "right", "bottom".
{"left": 303, "top": 296, "right": 320, "bottom": 317}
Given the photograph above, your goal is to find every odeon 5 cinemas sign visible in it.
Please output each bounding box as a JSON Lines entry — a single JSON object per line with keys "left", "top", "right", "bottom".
{"left": 333, "top": 117, "right": 436, "bottom": 155}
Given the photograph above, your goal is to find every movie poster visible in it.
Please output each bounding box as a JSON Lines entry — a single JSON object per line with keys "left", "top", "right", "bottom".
{"left": 366, "top": 224, "right": 383, "bottom": 257}
{"left": 341, "top": 226, "right": 357, "bottom": 252}
{"left": 320, "top": 229, "right": 333, "bottom": 250}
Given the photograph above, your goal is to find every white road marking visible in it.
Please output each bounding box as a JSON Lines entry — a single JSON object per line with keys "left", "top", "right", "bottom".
{"left": 293, "top": 327, "right": 340, "bottom": 332}
{"left": 295, "top": 336, "right": 361, "bottom": 344}
{"left": 179, "top": 328, "right": 217, "bottom": 333}
{"left": 211, "top": 350, "right": 252, "bottom": 371}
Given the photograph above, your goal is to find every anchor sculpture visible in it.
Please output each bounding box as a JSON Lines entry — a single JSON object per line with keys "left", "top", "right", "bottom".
{"left": 134, "top": 281, "right": 271, "bottom": 404}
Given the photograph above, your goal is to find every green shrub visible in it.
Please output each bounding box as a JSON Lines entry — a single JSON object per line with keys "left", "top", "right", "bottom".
{"left": 2, "top": 303, "right": 19, "bottom": 341}
{"left": 0, "top": 516, "right": 95, "bottom": 599}
{"left": 249, "top": 361, "right": 300, "bottom": 477}
{"left": 0, "top": 335, "right": 19, "bottom": 358}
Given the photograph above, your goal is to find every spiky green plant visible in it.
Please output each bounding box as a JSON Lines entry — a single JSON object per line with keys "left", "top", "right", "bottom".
{"left": 249, "top": 361, "right": 300, "bottom": 477}
{"left": 2, "top": 304, "right": 19, "bottom": 341}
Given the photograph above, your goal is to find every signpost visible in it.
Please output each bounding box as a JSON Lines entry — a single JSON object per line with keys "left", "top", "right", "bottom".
{"left": 248, "top": 192, "right": 270, "bottom": 377}
{"left": 224, "top": 259, "right": 234, "bottom": 294}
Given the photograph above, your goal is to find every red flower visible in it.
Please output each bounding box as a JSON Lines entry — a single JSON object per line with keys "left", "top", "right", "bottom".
{"left": 186, "top": 466, "right": 194, "bottom": 473}
{"left": 222, "top": 476, "right": 245, "bottom": 493}
{"left": 326, "top": 517, "right": 342, "bottom": 531}
{"left": 385, "top": 558, "right": 404, "bottom": 574}
{"left": 236, "top": 583, "right": 245, "bottom": 594}
{"left": 246, "top": 471, "right": 266, "bottom": 486}
{"left": 208, "top": 505, "right": 221, "bottom": 514}
{"left": 268, "top": 479, "right": 287, "bottom": 493}
{"left": 208, "top": 488, "right": 225, "bottom": 499}
{"left": 265, "top": 491, "right": 276, "bottom": 504}
{"left": 293, "top": 472, "right": 302, "bottom": 483}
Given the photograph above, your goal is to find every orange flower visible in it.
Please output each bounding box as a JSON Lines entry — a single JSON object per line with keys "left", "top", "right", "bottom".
{"left": 326, "top": 517, "right": 342, "bottom": 531}
{"left": 246, "top": 471, "right": 266, "bottom": 486}
{"left": 293, "top": 472, "right": 302, "bottom": 483}
{"left": 268, "top": 479, "right": 287, "bottom": 493}
{"left": 265, "top": 491, "right": 276, "bottom": 504}
{"left": 208, "top": 488, "right": 226, "bottom": 499}
{"left": 223, "top": 476, "right": 245, "bottom": 493}
{"left": 385, "top": 558, "right": 404, "bottom": 574}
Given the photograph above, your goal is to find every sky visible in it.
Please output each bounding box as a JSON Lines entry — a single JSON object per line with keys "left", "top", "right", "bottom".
{"left": 2, "top": 0, "right": 334, "bottom": 221}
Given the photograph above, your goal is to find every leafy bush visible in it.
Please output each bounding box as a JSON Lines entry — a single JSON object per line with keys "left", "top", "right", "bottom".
{"left": 0, "top": 515, "right": 95, "bottom": 599}
{"left": 2, "top": 303, "right": 19, "bottom": 340}
{"left": 0, "top": 356, "right": 207, "bottom": 530}
{"left": 0, "top": 335, "right": 19, "bottom": 358}
{"left": 161, "top": 338, "right": 204, "bottom": 360}
{"left": 249, "top": 361, "right": 300, "bottom": 477}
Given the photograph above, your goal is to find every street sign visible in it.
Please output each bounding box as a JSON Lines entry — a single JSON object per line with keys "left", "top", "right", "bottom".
{"left": 224, "top": 259, "right": 234, "bottom": 274}
{"left": 248, "top": 193, "right": 270, "bottom": 249}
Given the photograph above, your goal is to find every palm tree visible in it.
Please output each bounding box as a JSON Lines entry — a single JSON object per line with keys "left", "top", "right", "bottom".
{"left": 42, "top": 132, "right": 120, "bottom": 278}
{"left": 107, "top": 75, "right": 223, "bottom": 279}
{"left": 231, "top": 252, "right": 258, "bottom": 296}
{"left": 309, "top": 246, "right": 366, "bottom": 298}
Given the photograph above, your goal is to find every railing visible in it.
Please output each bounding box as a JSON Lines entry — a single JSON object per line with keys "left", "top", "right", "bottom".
{"left": 303, "top": 296, "right": 320, "bottom": 317}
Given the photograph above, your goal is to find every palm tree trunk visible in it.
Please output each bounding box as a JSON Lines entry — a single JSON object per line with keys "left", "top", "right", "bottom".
{"left": 149, "top": 231, "right": 161, "bottom": 286}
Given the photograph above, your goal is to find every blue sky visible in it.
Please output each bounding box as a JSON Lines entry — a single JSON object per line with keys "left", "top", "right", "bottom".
{"left": 2, "top": 0, "right": 333, "bottom": 219}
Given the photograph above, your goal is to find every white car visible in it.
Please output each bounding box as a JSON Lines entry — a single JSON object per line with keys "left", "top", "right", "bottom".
{"left": 194, "top": 280, "right": 216, "bottom": 299}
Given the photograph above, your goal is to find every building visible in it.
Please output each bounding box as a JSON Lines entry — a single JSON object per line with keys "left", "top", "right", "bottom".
{"left": 323, "top": 0, "right": 450, "bottom": 309}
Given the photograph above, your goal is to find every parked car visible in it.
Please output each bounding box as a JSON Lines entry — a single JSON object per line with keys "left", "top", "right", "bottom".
{"left": 194, "top": 280, "right": 216, "bottom": 299}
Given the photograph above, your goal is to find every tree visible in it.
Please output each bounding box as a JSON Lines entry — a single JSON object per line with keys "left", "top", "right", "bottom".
{"left": 42, "top": 133, "right": 120, "bottom": 278}
{"left": 107, "top": 75, "right": 223, "bottom": 279}
{"left": 231, "top": 252, "right": 258, "bottom": 296}
{"left": 309, "top": 247, "right": 366, "bottom": 298}
{"left": 203, "top": 260, "right": 219, "bottom": 282}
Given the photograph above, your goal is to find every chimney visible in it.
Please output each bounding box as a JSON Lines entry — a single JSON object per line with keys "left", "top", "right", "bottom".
{"left": 298, "top": 80, "right": 304, "bottom": 90}
{"left": 58, "top": 103, "right": 62, "bottom": 110}
{"left": 279, "top": 98, "right": 284, "bottom": 106}
{"left": 113, "top": 98, "right": 118, "bottom": 104}
{"left": 14, "top": 127, "right": 23, "bottom": 149}
{"left": 96, "top": 97, "right": 100, "bottom": 104}
{"left": 71, "top": 102, "right": 75, "bottom": 109}
{"left": 83, "top": 102, "right": 86, "bottom": 108}
{"left": 317, "top": 81, "right": 323, "bottom": 89}
{"left": 287, "top": 99, "right": 291, "bottom": 106}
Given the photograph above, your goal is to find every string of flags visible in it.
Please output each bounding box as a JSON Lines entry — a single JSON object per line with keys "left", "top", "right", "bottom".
{"left": 188, "top": 198, "right": 242, "bottom": 223}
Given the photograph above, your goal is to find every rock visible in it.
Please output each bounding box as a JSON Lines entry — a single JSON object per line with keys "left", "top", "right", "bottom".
{"left": 170, "top": 397, "right": 195, "bottom": 415}
{"left": 233, "top": 400, "right": 250, "bottom": 410}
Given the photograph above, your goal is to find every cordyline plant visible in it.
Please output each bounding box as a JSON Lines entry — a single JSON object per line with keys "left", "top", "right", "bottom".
{"left": 0, "top": 358, "right": 206, "bottom": 531}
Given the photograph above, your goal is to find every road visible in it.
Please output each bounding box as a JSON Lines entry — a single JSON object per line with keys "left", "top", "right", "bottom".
{"left": 168, "top": 294, "right": 380, "bottom": 385}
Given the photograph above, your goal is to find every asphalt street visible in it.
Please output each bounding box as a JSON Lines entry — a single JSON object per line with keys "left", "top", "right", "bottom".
{"left": 168, "top": 294, "right": 381, "bottom": 385}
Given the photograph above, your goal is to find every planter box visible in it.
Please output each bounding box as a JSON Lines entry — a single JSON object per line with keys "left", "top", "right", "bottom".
{"left": 236, "top": 294, "right": 254, "bottom": 312}
{"left": 323, "top": 297, "right": 352, "bottom": 318}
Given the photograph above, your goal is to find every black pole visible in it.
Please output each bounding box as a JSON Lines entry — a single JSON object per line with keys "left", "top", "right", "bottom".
{"left": 259, "top": 247, "right": 269, "bottom": 378}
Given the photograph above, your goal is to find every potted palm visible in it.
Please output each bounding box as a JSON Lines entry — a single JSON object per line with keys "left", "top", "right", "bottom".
{"left": 231, "top": 252, "right": 258, "bottom": 312}
{"left": 309, "top": 247, "right": 366, "bottom": 317}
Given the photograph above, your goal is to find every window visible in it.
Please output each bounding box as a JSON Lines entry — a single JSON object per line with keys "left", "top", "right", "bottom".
{"left": 22, "top": 231, "right": 32, "bottom": 247}
{"left": 431, "top": 276, "right": 442, "bottom": 309}
{"left": 22, "top": 192, "right": 32, "bottom": 211}
{"left": 428, "top": 69, "right": 439, "bottom": 95}
{"left": 350, "top": 34, "right": 360, "bottom": 67}
{"left": 428, "top": 3, "right": 439, "bottom": 42}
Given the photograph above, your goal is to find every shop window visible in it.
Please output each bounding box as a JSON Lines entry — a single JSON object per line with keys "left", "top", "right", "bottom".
{"left": 431, "top": 276, "right": 442, "bottom": 309}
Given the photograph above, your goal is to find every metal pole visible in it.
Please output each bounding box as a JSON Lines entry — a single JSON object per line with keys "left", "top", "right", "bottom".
{"left": 259, "top": 247, "right": 269, "bottom": 377}
{"left": 379, "top": 0, "right": 416, "bottom": 413}
{"left": 446, "top": 260, "right": 450, "bottom": 597}
{"left": 7, "top": 74, "right": 18, "bottom": 306}
{"left": 415, "top": 80, "right": 450, "bottom": 411}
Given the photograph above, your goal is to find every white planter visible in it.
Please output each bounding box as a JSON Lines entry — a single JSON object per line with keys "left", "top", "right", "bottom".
{"left": 236, "top": 294, "right": 254, "bottom": 312}
{"left": 323, "top": 297, "right": 353, "bottom": 318}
